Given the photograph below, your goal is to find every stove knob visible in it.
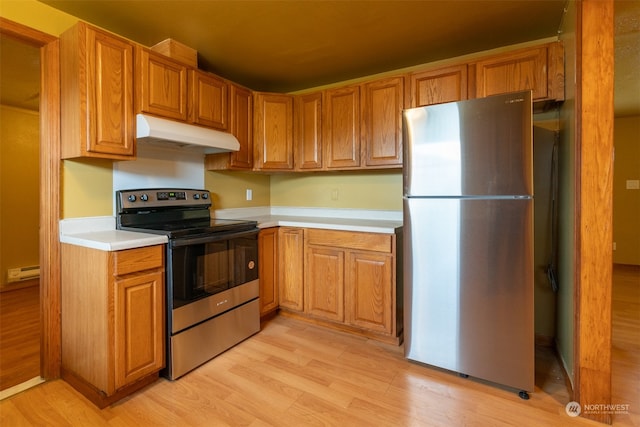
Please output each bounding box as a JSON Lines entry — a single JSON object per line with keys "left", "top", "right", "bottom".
{"left": 127, "top": 194, "right": 137, "bottom": 202}
{"left": 202, "top": 193, "right": 209, "bottom": 199}
{"left": 193, "top": 193, "right": 201, "bottom": 200}
{"left": 140, "top": 194, "right": 149, "bottom": 202}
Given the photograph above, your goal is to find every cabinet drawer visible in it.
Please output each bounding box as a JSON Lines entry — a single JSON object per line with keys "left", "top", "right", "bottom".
{"left": 305, "top": 229, "right": 392, "bottom": 253}
{"left": 112, "top": 245, "right": 163, "bottom": 276}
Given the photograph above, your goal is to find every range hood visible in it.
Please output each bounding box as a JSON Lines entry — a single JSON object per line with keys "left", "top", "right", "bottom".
{"left": 136, "top": 114, "right": 239, "bottom": 154}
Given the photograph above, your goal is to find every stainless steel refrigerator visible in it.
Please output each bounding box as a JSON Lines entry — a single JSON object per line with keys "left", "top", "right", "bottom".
{"left": 403, "top": 91, "right": 534, "bottom": 395}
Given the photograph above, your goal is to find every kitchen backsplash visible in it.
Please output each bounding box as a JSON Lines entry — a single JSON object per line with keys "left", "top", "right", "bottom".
{"left": 112, "top": 144, "right": 205, "bottom": 213}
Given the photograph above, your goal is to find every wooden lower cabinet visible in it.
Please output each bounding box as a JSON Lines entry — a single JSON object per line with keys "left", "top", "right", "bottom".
{"left": 278, "top": 227, "right": 304, "bottom": 311}
{"left": 346, "top": 250, "right": 393, "bottom": 334}
{"left": 302, "top": 228, "right": 401, "bottom": 344}
{"left": 304, "top": 245, "right": 345, "bottom": 322}
{"left": 61, "top": 244, "right": 165, "bottom": 408}
{"left": 258, "top": 228, "right": 278, "bottom": 316}
{"left": 260, "top": 226, "right": 401, "bottom": 344}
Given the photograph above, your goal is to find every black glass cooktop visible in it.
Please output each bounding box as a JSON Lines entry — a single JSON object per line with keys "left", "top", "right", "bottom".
{"left": 119, "top": 218, "right": 258, "bottom": 239}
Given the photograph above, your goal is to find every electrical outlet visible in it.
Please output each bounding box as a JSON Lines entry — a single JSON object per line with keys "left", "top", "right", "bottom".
{"left": 626, "top": 180, "right": 639, "bottom": 190}
{"left": 246, "top": 189, "right": 252, "bottom": 201}
{"left": 331, "top": 189, "right": 339, "bottom": 201}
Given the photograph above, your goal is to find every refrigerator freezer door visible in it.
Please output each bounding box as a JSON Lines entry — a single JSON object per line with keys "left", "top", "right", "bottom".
{"left": 404, "top": 197, "right": 534, "bottom": 392}
{"left": 403, "top": 91, "right": 532, "bottom": 198}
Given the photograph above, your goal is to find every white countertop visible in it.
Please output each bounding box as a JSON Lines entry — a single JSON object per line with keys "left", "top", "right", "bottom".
{"left": 215, "top": 207, "right": 403, "bottom": 234}
{"left": 245, "top": 215, "right": 401, "bottom": 233}
{"left": 59, "top": 216, "right": 167, "bottom": 251}
{"left": 59, "top": 208, "right": 402, "bottom": 251}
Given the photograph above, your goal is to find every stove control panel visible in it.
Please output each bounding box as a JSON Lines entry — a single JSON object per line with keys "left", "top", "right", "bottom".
{"left": 117, "top": 188, "right": 211, "bottom": 211}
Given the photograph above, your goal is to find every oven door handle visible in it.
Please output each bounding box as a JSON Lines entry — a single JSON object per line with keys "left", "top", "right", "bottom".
{"left": 170, "top": 228, "right": 258, "bottom": 247}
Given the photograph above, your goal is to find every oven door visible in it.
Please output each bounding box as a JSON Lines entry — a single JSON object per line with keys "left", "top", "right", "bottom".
{"left": 169, "top": 228, "right": 258, "bottom": 308}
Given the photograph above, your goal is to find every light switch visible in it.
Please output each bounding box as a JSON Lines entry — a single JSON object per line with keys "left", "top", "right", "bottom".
{"left": 246, "top": 189, "right": 253, "bottom": 201}
{"left": 626, "top": 180, "right": 640, "bottom": 190}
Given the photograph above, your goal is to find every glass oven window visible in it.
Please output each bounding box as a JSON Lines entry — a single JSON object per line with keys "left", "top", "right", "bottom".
{"left": 170, "top": 232, "right": 258, "bottom": 307}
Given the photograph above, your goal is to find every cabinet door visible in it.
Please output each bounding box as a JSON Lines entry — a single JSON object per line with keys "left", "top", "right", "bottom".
{"left": 254, "top": 93, "right": 294, "bottom": 170}
{"left": 114, "top": 270, "right": 164, "bottom": 389}
{"left": 229, "top": 84, "right": 254, "bottom": 169}
{"left": 189, "top": 70, "right": 229, "bottom": 130}
{"left": 136, "top": 48, "right": 188, "bottom": 121}
{"left": 305, "top": 245, "right": 344, "bottom": 321}
{"left": 295, "top": 92, "right": 323, "bottom": 170}
{"left": 362, "top": 76, "right": 405, "bottom": 167}
{"left": 410, "top": 64, "right": 468, "bottom": 107}
{"left": 60, "top": 22, "right": 135, "bottom": 159}
{"left": 278, "top": 227, "right": 304, "bottom": 311}
{"left": 346, "top": 251, "right": 393, "bottom": 334}
{"left": 324, "top": 86, "right": 360, "bottom": 169}
{"left": 473, "top": 46, "right": 548, "bottom": 100}
{"left": 258, "top": 228, "right": 279, "bottom": 315}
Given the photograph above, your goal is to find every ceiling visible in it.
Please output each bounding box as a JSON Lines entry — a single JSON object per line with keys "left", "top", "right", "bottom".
{"left": 1, "top": 1, "right": 638, "bottom": 115}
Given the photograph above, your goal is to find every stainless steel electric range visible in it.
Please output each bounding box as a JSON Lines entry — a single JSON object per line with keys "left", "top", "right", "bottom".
{"left": 116, "top": 188, "right": 260, "bottom": 380}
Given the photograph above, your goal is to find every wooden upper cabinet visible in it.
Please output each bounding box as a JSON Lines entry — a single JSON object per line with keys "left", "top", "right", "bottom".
{"left": 254, "top": 92, "right": 294, "bottom": 170}
{"left": 410, "top": 64, "right": 468, "bottom": 107}
{"left": 324, "top": 85, "right": 361, "bottom": 169}
{"left": 361, "top": 76, "right": 405, "bottom": 167}
{"left": 472, "top": 44, "right": 564, "bottom": 102}
{"left": 188, "top": 70, "right": 229, "bottom": 130}
{"left": 204, "top": 83, "right": 253, "bottom": 170}
{"left": 60, "top": 22, "right": 135, "bottom": 159}
{"left": 135, "top": 47, "right": 188, "bottom": 121}
{"left": 295, "top": 92, "right": 323, "bottom": 170}
{"left": 229, "top": 84, "right": 254, "bottom": 169}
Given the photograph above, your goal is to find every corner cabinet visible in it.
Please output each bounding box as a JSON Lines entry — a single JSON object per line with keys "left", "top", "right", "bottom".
{"left": 61, "top": 244, "right": 165, "bottom": 408}
{"left": 60, "top": 22, "right": 135, "bottom": 160}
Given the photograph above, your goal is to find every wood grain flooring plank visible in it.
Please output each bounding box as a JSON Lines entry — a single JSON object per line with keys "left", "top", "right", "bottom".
{"left": 0, "top": 265, "right": 636, "bottom": 426}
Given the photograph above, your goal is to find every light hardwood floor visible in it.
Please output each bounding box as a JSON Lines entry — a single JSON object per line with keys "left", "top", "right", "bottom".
{"left": 0, "top": 283, "right": 39, "bottom": 390}
{"left": 611, "top": 264, "right": 640, "bottom": 426}
{"left": 0, "top": 266, "right": 637, "bottom": 426}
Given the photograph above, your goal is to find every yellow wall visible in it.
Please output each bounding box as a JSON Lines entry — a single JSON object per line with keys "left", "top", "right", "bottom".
{"left": 556, "top": 0, "right": 577, "bottom": 383}
{"left": 613, "top": 115, "right": 640, "bottom": 265}
{"left": 205, "top": 171, "right": 270, "bottom": 209}
{"left": 0, "top": 105, "right": 39, "bottom": 285}
{"left": 0, "top": 0, "right": 77, "bottom": 36}
{"left": 61, "top": 159, "right": 114, "bottom": 217}
{"left": 205, "top": 170, "right": 402, "bottom": 211}
{"left": 271, "top": 171, "right": 402, "bottom": 210}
